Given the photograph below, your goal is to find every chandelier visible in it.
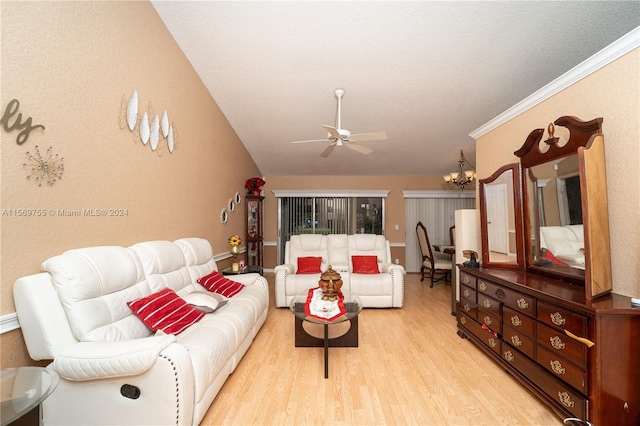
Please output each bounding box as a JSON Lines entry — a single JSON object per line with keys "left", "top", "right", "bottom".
{"left": 443, "top": 150, "right": 475, "bottom": 190}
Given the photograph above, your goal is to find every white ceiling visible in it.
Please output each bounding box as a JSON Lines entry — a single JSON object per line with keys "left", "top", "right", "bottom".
{"left": 151, "top": 1, "right": 639, "bottom": 177}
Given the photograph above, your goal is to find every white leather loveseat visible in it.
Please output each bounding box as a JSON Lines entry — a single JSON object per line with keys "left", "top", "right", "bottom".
{"left": 13, "top": 237, "right": 268, "bottom": 426}
{"left": 539, "top": 224, "right": 585, "bottom": 269}
{"left": 274, "top": 234, "right": 404, "bottom": 308}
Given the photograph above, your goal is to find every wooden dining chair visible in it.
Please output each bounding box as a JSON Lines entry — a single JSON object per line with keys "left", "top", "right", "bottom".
{"left": 416, "top": 221, "right": 452, "bottom": 287}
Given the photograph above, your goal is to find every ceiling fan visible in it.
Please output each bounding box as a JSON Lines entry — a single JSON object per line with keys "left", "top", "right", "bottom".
{"left": 290, "top": 88, "right": 387, "bottom": 158}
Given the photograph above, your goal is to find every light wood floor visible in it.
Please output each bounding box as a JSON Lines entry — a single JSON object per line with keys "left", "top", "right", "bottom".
{"left": 200, "top": 273, "right": 562, "bottom": 426}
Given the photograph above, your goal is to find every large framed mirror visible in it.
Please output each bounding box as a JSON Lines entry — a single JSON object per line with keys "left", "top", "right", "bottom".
{"left": 515, "top": 116, "right": 612, "bottom": 300}
{"left": 479, "top": 163, "right": 524, "bottom": 268}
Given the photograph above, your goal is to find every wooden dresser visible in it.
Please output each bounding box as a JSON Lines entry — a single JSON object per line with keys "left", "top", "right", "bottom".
{"left": 457, "top": 265, "right": 640, "bottom": 425}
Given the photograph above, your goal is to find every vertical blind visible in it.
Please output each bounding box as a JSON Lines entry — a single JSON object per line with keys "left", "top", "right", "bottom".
{"left": 278, "top": 196, "right": 384, "bottom": 263}
{"left": 405, "top": 196, "right": 476, "bottom": 273}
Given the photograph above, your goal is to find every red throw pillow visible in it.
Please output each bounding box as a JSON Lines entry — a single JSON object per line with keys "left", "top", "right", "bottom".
{"left": 352, "top": 255, "right": 380, "bottom": 274}
{"left": 541, "top": 249, "right": 568, "bottom": 266}
{"left": 127, "top": 288, "right": 204, "bottom": 335}
{"left": 297, "top": 256, "right": 322, "bottom": 274}
{"left": 197, "top": 270, "right": 245, "bottom": 297}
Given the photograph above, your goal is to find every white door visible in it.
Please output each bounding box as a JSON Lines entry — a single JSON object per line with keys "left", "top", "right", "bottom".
{"left": 485, "top": 183, "right": 509, "bottom": 254}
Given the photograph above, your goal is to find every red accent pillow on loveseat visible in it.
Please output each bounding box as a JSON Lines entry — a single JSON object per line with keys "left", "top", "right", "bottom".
{"left": 352, "top": 255, "right": 380, "bottom": 274}
{"left": 297, "top": 256, "right": 323, "bottom": 274}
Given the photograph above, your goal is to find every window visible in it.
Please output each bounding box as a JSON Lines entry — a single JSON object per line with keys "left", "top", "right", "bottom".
{"left": 273, "top": 190, "right": 389, "bottom": 263}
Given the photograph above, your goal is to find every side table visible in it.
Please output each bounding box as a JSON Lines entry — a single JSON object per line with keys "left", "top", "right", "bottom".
{"left": 1, "top": 367, "right": 59, "bottom": 426}
{"left": 221, "top": 265, "right": 263, "bottom": 276}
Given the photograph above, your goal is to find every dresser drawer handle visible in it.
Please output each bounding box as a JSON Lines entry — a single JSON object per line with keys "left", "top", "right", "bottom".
{"left": 503, "top": 350, "right": 514, "bottom": 362}
{"left": 463, "top": 289, "right": 470, "bottom": 298}
{"left": 479, "top": 282, "right": 488, "bottom": 291}
{"left": 483, "top": 299, "right": 492, "bottom": 309}
{"left": 551, "top": 312, "right": 566, "bottom": 326}
{"left": 462, "top": 275, "right": 470, "bottom": 285}
{"left": 460, "top": 316, "right": 467, "bottom": 325}
{"left": 511, "top": 335, "right": 522, "bottom": 347}
{"left": 484, "top": 316, "right": 492, "bottom": 326}
{"left": 550, "top": 336, "right": 566, "bottom": 350}
{"left": 511, "top": 315, "right": 522, "bottom": 327}
{"left": 558, "top": 392, "right": 575, "bottom": 408}
{"left": 517, "top": 298, "right": 529, "bottom": 310}
{"left": 488, "top": 337, "right": 497, "bottom": 348}
{"left": 463, "top": 303, "right": 470, "bottom": 312}
{"left": 550, "top": 360, "right": 566, "bottom": 375}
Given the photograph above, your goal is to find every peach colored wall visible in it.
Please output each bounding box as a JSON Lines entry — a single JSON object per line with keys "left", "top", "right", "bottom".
{"left": 261, "top": 174, "right": 466, "bottom": 268}
{"left": 1, "top": 2, "right": 261, "bottom": 366}
{"left": 476, "top": 49, "right": 639, "bottom": 298}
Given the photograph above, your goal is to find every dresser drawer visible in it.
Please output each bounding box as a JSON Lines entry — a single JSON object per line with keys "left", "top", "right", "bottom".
{"left": 537, "top": 346, "right": 587, "bottom": 394}
{"left": 460, "top": 284, "right": 476, "bottom": 303}
{"left": 503, "top": 325, "right": 535, "bottom": 359}
{"left": 477, "top": 280, "right": 536, "bottom": 317}
{"left": 538, "top": 302, "right": 587, "bottom": 336}
{"left": 504, "top": 307, "right": 535, "bottom": 338}
{"left": 459, "top": 301, "right": 477, "bottom": 320}
{"left": 478, "top": 311, "right": 502, "bottom": 336}
{"left": 537, "top": 323, "right": 587, "bottom": 369}
{"left": 459, "top": 272, "right": 476, "bottom": 288}
{"left": 458, "top": 312, "right": 501, "bottom": 356}
{"left": 501, "top": 346, "right": 587, "bottom": 420}
{"left": 477, "top": 293, "right": 501, "bottom": 317}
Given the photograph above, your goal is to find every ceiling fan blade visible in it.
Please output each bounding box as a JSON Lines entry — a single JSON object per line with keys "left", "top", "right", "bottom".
{"left": 322, "top": 125, "right": 341, "bottom": 139}
{"left": 319, "top": 143, "right": 336, "bottom": 158}
{"left": 349, "top": 132, "right": 387, "bottom": 142}
{"left": 290, "top": 138, "right": 330, "bottom": 144}
{"left": 345, "top": 142, "right": 373, "bottom": 155}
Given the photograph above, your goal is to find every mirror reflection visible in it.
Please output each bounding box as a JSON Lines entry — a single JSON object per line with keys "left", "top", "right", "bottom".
{"left": 485, "top": 169, "right": 517, "bottom": 263}
{"left": 527, "top": 154, "right": 585, "bottom": 271}
{"left": 479, "top": 163, "right": 523, "bottom": 268}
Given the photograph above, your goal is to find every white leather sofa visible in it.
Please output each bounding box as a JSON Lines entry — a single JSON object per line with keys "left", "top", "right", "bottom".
{"left": 274, "top": 234, "right": 404, "bottom": 308}
{"left": 539, "top": 224, "right": 585, "bottom": 269}
{"left": 13, "top": 237, "right": 268, "bottom": 426}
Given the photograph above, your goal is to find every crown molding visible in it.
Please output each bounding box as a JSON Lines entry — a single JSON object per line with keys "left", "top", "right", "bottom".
{"left": 470, "top": 26, "right": 640, "bottom": 140}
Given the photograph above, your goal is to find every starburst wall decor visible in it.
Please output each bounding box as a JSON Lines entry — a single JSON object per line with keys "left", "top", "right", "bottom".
{"left": 23, "top": 145, "right": 64, "bottom": 186}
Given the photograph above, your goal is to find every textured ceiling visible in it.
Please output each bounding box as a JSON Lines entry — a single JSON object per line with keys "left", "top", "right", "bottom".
{"left": 151, "top": 1, "right": 639, "bottom": 177}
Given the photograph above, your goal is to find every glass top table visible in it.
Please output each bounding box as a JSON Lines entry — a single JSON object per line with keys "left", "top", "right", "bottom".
{"left": 290, "top": 289, "right": 363, "bottom": 378}
{"left": 1, "top": 367, "right": 59, "bottom": 426}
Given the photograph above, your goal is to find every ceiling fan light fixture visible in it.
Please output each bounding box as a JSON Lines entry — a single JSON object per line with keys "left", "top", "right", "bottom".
{"left": 289, "top": 88, "right": 387, "bottom": 157}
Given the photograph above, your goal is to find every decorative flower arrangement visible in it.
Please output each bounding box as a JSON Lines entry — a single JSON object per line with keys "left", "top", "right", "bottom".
{"left": 228, "top": 235, "right": 242, "bottom": 246}
{"left": 245, "top": 177, "right": 265, "bottom": 195}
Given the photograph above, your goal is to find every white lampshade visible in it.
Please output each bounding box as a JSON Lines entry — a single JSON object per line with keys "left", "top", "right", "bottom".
{"left": 465, "top": 170, "right": 475, "bottom": 179}
{"left": 450, "top": 172, "right": 459, "bottom": 180}
{"left": 454, "top": 209, "right": 481, "bottom": 301}
{"left": 443, "top": 175, "right": 452, "bottom": 182}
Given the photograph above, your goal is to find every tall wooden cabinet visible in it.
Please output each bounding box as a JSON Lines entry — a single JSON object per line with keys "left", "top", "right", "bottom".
{"left": 245, "top": 195, "right": 263, "bottom": 270}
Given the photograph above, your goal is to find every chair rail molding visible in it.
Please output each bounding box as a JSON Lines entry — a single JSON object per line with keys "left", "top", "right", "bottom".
{"left": 1, "top": 313, "right": 20, "bottom": 334}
